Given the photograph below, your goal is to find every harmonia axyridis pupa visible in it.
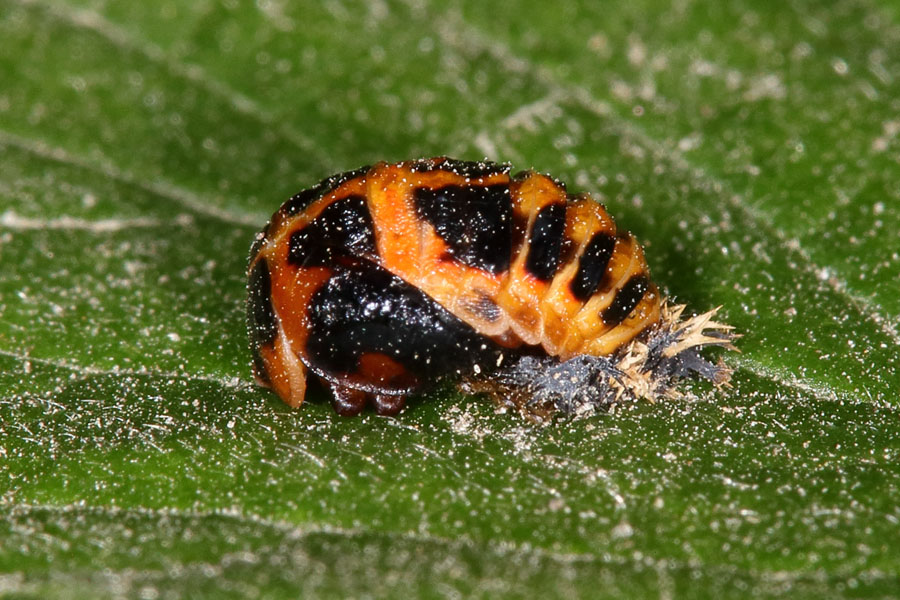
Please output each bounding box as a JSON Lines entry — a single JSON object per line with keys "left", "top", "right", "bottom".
{"left": 247, "top": 158, "right": 734, "bottom": 418}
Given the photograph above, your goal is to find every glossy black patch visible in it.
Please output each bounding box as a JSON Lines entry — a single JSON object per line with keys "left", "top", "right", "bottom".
{"left": 287, "top": 195, "right": 377, "bottom": 267}
{"left": 247, "top": 258, "right": 279, "bottom": 352}
{"left": 524, "top": 202, "right": 567, "bottom": 281}
{"left": 279, "top": 166, "right": 370, "bottom": 216}
{"left": 305, "top": 259, "right": 504, "bottom": 392}
{"left": 410, "top": 157, "right": 510, "bottom": 179}
{"left": 601, "top": 275, "right": 650, "bottom": 326}
{"left": 570, "top": 232, "right": 616, "bottom": 302}
{"left": 413, "top": 184, "right": 512, "bottom": 274}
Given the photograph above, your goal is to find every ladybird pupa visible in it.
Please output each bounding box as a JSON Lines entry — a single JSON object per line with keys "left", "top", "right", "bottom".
{"left": 247, "top": 157, "right": 735, "bottom": 417}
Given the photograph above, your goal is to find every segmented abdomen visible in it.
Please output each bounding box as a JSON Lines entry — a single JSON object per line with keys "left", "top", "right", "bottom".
{"left": 248, "top": 157, "right": 661, "bottom": 408}
{"left": 360, "top": 158, "right": 661, "bottom": 357}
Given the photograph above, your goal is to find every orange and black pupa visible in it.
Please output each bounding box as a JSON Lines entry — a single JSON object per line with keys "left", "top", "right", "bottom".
{"left": 247, "top": 158, "right": 734, "bottom": 418}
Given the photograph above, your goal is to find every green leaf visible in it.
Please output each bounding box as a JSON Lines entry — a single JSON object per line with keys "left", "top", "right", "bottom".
{"left": 1, "top": 0, "right": 898, "bottom": 597}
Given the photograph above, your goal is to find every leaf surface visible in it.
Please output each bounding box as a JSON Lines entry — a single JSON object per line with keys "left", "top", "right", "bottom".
{"left": 1, "top": 0, "right": 898, "bottom": 597}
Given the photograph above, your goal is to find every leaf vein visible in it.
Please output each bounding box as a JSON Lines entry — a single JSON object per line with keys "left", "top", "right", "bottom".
{"left": 17, "top": 0, "right": 331, "bottom": 173}
{"left": 0, "top": 130, "right": 259, "bottom": 228}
